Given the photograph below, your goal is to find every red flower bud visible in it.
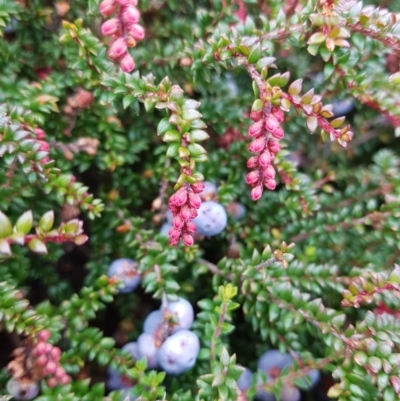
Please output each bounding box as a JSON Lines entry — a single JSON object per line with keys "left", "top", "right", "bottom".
{"left": 191, "top": 181, "right": 205, "bottom": 193}
{"left": 246, "top": 170, "right": 259, "bottom": 185}
{"left": 34, "top": 128, "right": 46, "bottom": 140}
{"left": 270, "top": 126, "right": 284, "bottom": 140}
{"left": 47, "top": 378, "right": 58, "bottom": 388}
{"left": 248, "top": 137, "right": 266, "bottom": 154}
{"left": 264, "top": 114, "right": 280, "bottom": 132}
{"left": 250, "top": 110, "right": 263, "bottom": 122}
{"left": 272, "top": 107, "right": 284, "bottom": 123}
{"left": 36, "top": 355, "right": 48, "bottom": 367}
{"left": 101, "top": 18, "right": 120, "bottom": 36}
{"left": 99, "top": 0, "right": 117, "bottom": 16}
{"left": 173, "top": 215, "right": 184, "bottom": 229}
{"left": 128, "top": 24, "right": 145, "bottom": 41}
{"left": 55, "top": 367, "right": 66, "bottom": 380}
{"left": 174, "top": 189, "right": 188, "bottom": 207}
{"left": 120, "top": 53, "right": 135, "bottom": 73}
{"left": 247, "top": 156, "right": 258, "bottom": 169}
{"left": 250, "top": 185, "right": 263, "bottom": 201}
{"left": 268, "top": 139, "right": 281, "bottom": 154}
{"left": 182, "top": 234, "right": 194, "bottom": 246}
{"left": 169, "top": 227, "right": 181, "bottom": 241}
{"left": 190, "top": 208, "right": 198, "bottom": 219}
{"left": 188, "top": 192, "right": 201, "bottom": 209}
{"left": 264, "top": 178, "right": 277, "bottom": 190}
{"left": 108, "top": 38, "right": 127, "bottom": 61}
{"left": 263, "top": 164, "right": 276, "bottom": 179}
{"left": 185, "top": 221, "right": 196, "bottom": 233}
{"left": 37, "top": 330, "right": 51, "bottom": 342}
{"left": 60, "top": 375, "right": 71, "bottom": 385}
{"left": 122, "top": 6, "right": 141, "bottom": 25}
{"left": 180, "top": 205, "right": 192, "bottom": 221}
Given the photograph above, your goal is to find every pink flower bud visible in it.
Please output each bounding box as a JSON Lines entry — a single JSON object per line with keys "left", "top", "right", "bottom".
{"left": 33, "top": 342, "right": 47, "bottom": 356}
{"left": 191, "top": 181, "right": 205, "bottom": 193}
{"left": 36, "top": 355, "right": 48, "bottom": 367}
{"left": 55, "top": 367, "right": 66, "bottom": 380}
{"left": 47, "top": 378, "right": 58, "bottom": 388}
{"left": 270, "top": 126, "right": 284, "bottom": 140}
{"left": 50, "top": 347, "right": 62, "bottom": 361}
{"left": 250, "top": 185, "right": 263, "bottom": 201}
{"left": 101, "top": 18, "right": 120, "bottom": 36}
{"left": 169, "top": 204, "right": 179, "bottom": 214}
{"left": 34, "top": 128, "right": 46, "bottom": 140}
{"left": 120, "top": 53, "right": 135, "bottom": 72}
{"left": 108, "top": 38, "right": 127, "bottom": 61}
{"left": 44, "top": 343, "right": 52, "bottom": 353}
{"left": 169, "top": 227, "right": 181, "bottom": 241}
{"left": 190, "top": 208, "right": 198, "bottom": 219}
{"left": 185, "top": 221, "right": 196, "bottom": 233}
{"left": 44, "top": 360, "right": 57, "bottom": 375}
{"left": 246, "top": 170, "right": 259, "bottom": 185}
{"left": 188, "top": 192, "right": 201, "bottom": 209}
{"left": 272, "top": 107, "right": 284, "bottom": 123}
{"left": 60, "top": 375, "right": 71, "bottom": 385}
{"left": 263, "top": 164, "right": 276, "bottom": 179}
{"left": 38, "top": 140, "right": 50, "bottom": 151}
{"left": 128, "top": 24, "right": 145, "bottom": 41}
{"left": 182, "top": 234, "right": 194, "bottom": 246}
{"left": 247, "top": 156, "right": 258, "bottom": 169}
{"left": 258, "top": 150, "right": 272, "bottom": 168}
{"left": 268, "top": 139, "right": 281, "bottom": 154}
{"left": 99, "top": 0, "right": 117, "bottom": 16}
{"left": 174, "top": 189, "right": 188, "bottom": 207}
{"left": 264, "top": 114, "right": 280, "bottom": 132}
{"left": 250, "top": 110, "right": 263, "bottom": 122}
{"left": 248, "top": 120, "right": 263, "bottom": 138}
{"left": 180, "top": 205, "right": 192, "bottom": 221}
{"left": 173, "top": 215, "right": 184, "bottom": 229}
{"left": 122, "top": 6, "right": 141, "bottom": 25}
{"left": 248, "top": 137, "right": 266, "bottom": 154}
{"left": 264, "top": 178, "right": 277, "bottom": 190}
{"left": 169, "top": 237, "right": 179, "bottom": 246}
{"left": 37, "top": 330, "right": 51, "bottom": 342}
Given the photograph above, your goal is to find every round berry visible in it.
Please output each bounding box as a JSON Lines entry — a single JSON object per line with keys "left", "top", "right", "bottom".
{"left": 107, "top": 258, "right": 141, "bottom": 293}
{"left": 6, "top": 379, "right": 39, "bottom": 400}
{"left": 199, "top": 181, "right": 217, "bottom": 201}
{"left": 157, "top": 330, "right": 200, "bottom": 375}
{"left": 226, "top": 202, "right": 246, "bottom": 220}
{"left": 165, "top": 297, "right": 194, "bottom": 334}
{"left": 143, "top": 310, "right": 162, "bottom": 334}
{"left": 281, "top": 385, "right": 301, "bottom": 401}
{"left": 193, "top": 201, "right": 228, "bottom": 236}
{"left": 237, "top": 366, "right": 252, "bottom": 391}
{"left": 122, "top": 342, "right": 139, "bottom": 360}
{"left": 137, "top": 333, "right": 159, "bottom": 369}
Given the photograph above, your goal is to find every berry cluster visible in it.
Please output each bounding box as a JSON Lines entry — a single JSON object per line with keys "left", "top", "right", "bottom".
{"left": 108, "top": 297, "right": 200, "bottom": 395}
{"left": 168, "top": 182, "right": 204, "bottom": 246}
{"left": 99, "top": 0, "right": 145, "bottom": 72}
{"left": 246, "top": 100, "right": 284, "bottom": 201}
{"left": 7, "top": 330, "right": 70, "bottom": 399}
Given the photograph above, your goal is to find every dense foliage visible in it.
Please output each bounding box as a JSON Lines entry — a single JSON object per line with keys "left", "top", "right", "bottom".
{"left": 1, "top": 0, "right": 400, "bottom": 400}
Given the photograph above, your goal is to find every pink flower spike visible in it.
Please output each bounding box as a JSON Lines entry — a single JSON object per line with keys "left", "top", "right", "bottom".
{"left": 120, "top": 53, "right": 135, "bottom": 73}
{"left": 128, "top": 24, "right": 145, "bottom": 41}
{"left": 250, "top": 185, "right": 263, "bottom": 201}
{"left": 99, "top": 0, "right": 117, "bottom": 16}
{"left": 123, "top": 6, "right": 141, "bottom": 25}
{"left": 101, "top": 18, "right": 120, "bottom": 37}
{"left": 108, "top": 38, "right": 127, "bottom": 61}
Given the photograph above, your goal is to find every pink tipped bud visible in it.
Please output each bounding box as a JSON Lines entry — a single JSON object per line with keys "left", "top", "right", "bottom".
{"left": 190, "top": 208, "right": 198, "bottom": 219}
{"left": 248, "top": 137, "right": 266, "bottom": 154}
{"left": 188, "top": 192, "right": 201, "bottom": 209}
{"left": 268, "top": 139, "right": 281, "bottom": 154}
{"left": 44, "top": 361, "right": 57, "bottom": 375}
{"left": 250, "top": 110, "right": 263, "bottom": 122}
{"left": 101, "top": 18, "right": 120, "bottom": 36}
{"left": 33, "top": 342, "right": 47, "bottom": 356}
{"left": 50, "top": 347, "right": 62, "bottom": 361}
{"left": 191, "top": 181, "right": 205, "bottom": 193}
{"left": 173, "top": 215, "right": 184, "bottom": 229}
{"left": 44, "top": 343, "right": 52, "bottom": 353}
{"left": 270, "top": 126, "right": 284, "bottom": 140}
{"left": 272, "top": 107, "right": 284, "bottom": 123}
{"left": 169, "top": 204, "right": 179, "bottom": 214}
{"left": 182, "top": 234, "right": 194, "bottom": 246}
{"left": 185, "top": 221, "right": 196, "bottom": 233}
{"left": 263, "top": 164, "right": 276, "bottom": 179}
{"left": 180, "top": 205, "right": 192, "bottom": 221}
{"left": 258, "top": 150, "right": 272, "bottom": 168}
{"left": 108, "top": 38, "right": 127, "bottom": 61}
{"left": 264, "top": 114, "right": 280, "bottom": 132}
{"left": 123, "top": 6, "right": 141, "bottom": 25}
{"left": 128, "top": 24, "right": 145, "bottom": 41}
{"left": 99, "top": 0, "right": 117, "bottom": 16}
{"left": 248, "top": 120, "right": 263, "bottom": 138}
{"left": 264, "top": 178, "right": 277, "bottom": 190}
{"left": 120, "top": 53, "right": 135, "bottom": 73}
{"left": 38, "top": 140, "right": 50, "bottom": 151}
{"left": 174, "top": 189, "right": 188, "bottom": 207}
{"left": 169, "top": 227, "right": 181, "bottom": 241}
{"left": 250, "top": 185, "right": 263, "bottom": 201}
{"left": 247, "top": 156, "right": 259, "bottom": 169}
{"left": 47, "top": 377, "right": 58, "bottom": 388}
{"left": 246, "top": 170, "right": 260, "bottom": 186}
{"left": 34, "top": 128, "right": 46, "bottom": 140}
{"left": 169, "top": 237, "right": 179, "bottom": 246}
{"left": 55, "top": 367, "right": 66, "bottom": 380}
{"left": 36, "top": 355, "right": 48, "bottom": 367}
{"left": 37, "top": 330, "right": 51, "bottom": 342}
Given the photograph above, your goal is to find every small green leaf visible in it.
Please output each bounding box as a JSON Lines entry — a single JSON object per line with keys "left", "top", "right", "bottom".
{"left": 166, "top": 143, "right": 180, "bottom": 158}
{"left": 182, "top": 109, "right": 202, "bottom": 121}
{"left": 188, "top": 143, "right": 207, "bottom": 156}
{"left": 163, "top": 130, "right": 181, "bottom": 142}
{"left": 28, "top": 238, "right": 48, "bottom": 254}
{"left": 190, "top": 129, "right": 209, "bottom": 142}
{"left": 0, "top": 211, "right": 12, "bottom": 238}
{"left": 157, "top": 118, "right": 173, "bottom": 136}
{"left": 15, "top": 210, "right": 33, "bottom": 234}
{"left": 248, "top": 43, "right": 261, "bottom": 64}
{"left": 39, "top": 211, "right": 54, "bottom": 232}
{"left": 288, "top": 79, "right": 303, "bottom": 95}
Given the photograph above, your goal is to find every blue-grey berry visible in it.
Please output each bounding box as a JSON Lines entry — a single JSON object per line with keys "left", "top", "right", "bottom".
{"left": 200, "top": 181, "right": 218, "bottom": 200}
{"left": 165, "top": 297, "right": 194, "bottom": 333}
{"left": 193, "top": 201, "right": 227, "bottom": 236}
{"left": 159, "top": 222, "right": 172, "bottom": 237}
{"left": 237, "top": 366, "right": 253, "bottom": 391}
{"left": 143, "top": 310, "right": 163, "bottom": 334}
{"left": 107, "top": 258, "right": 141, "bottom": 293}
{"left": 137, "top": 333, "right": 159, "bottom": 369}
{"left": 157, "top": 330, "right": 200, "bottom": 375}
{"left": 6, "top": 379, "right": 39, "bottom": 400}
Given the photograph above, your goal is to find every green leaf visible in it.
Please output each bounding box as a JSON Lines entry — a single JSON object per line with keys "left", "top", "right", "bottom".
{"left": 248, "top": 43, "right": 261, "bottom": 64}
{"left": 15, "top": 210, "right": 33, "bottom": 234}
{"left": 157, "top": 118, "right": 173, "bottom": 136}
{"left": 163, "top": 130, "right": 181, "bottom": 142}
{"left": 39, "top": 211, "right": 54, "bottom": 232}
{"left": 182, "top": 109, "right": 202, "bottom": 121}
{"left": 0, "top": 211, "right": 12, "bottom": 238}
{"left": 188, "top": 143, "right": 207, "bottom": 156}
{"left": 190, "top": 129, "right": 209, "bottom": 142}
{"left": 166, "top": 143, "right": 180, "bottom": 158}
{"left": 28, "top": 238, "right": 48, "bottom": 254}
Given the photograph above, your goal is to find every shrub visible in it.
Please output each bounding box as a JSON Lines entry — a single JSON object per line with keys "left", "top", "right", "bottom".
{"left": 1, "top": 0, "right": 400, "bottom": 400}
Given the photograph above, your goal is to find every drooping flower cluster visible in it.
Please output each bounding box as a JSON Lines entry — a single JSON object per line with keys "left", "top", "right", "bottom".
{"left": 246, "top": 99, "right": 285, "bottom": 201}
{"left": 168, "top": 182, "right": 204, "bottom": 246}
{"left": 7, "top": 330, "right": 70, "bottom": 391}
{"left": 99, "top": 0, "right": 145, "bottom": 73}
